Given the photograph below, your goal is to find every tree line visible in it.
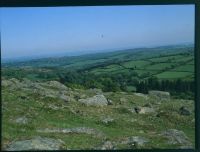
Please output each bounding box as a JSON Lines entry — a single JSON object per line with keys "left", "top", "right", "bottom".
{"left": 136, "top": 77, "right": 194, "bottom": 93}
{"left": 58, "top": 71, "right": 194, "bottom": 99}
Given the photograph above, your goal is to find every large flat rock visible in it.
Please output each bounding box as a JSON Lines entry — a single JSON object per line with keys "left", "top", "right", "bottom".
{"left": 6, "top": 137, "right": 65, "bottom": 151}
{"left": 78, "top": 94, "right": 108, "bottom": 106}
{"left": 160, "top": 129, "right": 192, "bottom": 147}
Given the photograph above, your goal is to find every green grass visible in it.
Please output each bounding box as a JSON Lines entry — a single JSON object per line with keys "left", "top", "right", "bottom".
{"left": 122, "top": 60, "right": 150, "bottom": 68}
{"left": 156, "top": 71, "right": 193, "bottom": 79}
{"left": 134, "top": 70, "right": 157, "bottom": 76}
{"left": 63, "top": 59, "right": 107, "bottom": 69}
{"left": 145, "top": 63, "right": 175, "bottom": 70}
{"left": 173, "top": 56, "right": 193, "bottom": 63}
{"left": 149, "top": 55, "right": 183, "bottom": 62}
{"left": 171, "top": 64, "right": 194, "bottom": 72}
{"left": 187, "top": 60, "right": 194, "bottom": 65}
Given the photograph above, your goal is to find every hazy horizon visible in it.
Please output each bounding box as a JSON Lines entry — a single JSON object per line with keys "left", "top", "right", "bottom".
{"left": 1, "top": 42, "right": 194, "bottom": 64}
{"left": 1, "top": 5, "right": 194, "bottom": 59}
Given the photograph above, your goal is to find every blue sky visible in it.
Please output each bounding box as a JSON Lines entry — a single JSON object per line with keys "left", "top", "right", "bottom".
{"left": 1, "top": 5, "right": 194, "bottom": 59}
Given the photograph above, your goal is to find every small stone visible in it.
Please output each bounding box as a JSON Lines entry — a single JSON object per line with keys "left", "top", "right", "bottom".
{"left": 48, "top": 105, "right": 60, "bottom": 110}
{"left": 134, "top": 106, "right": 155, "bottom": 114}
{"left": 107, "top": 99, "right": 113, "bottom": 105}
{"left": 102, "top": 117, "right": 114, "bottom": 124}
{"left": 128, "top": 108, "right": 137, "bottom": 113}
{"left": 139, "top": 107, "right": 155, "bottom": 114}
{"left": 179, "top": 106, "right": 191, "bottom": 116}
{"left": 134, "top": 107, "right": 141, "bottom": 114}
{"left": 15, "top": 116, "right": 28, "bottom": 124}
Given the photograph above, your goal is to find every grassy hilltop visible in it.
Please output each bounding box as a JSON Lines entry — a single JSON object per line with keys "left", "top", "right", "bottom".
{"left": 1, "top": 44, "right": 195, "bottom": 150}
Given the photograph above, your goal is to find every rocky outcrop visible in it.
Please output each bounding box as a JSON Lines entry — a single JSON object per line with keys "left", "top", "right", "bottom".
{"left": 6, "top": 137, "right": 65, "bottom": 151}
{"left": 59, "top": 94, "right": 74, "bottom": 103}
{"left": 41, "top": 81, "right": 69, "bottom": 90}
{"left": 2, "top": 78, "right": 21, "bottom": 89}
{"left": 149, "top": 90, "right": 170, "bottom": 100}
{"left": 160, "top": 129, "right": 192, "bottom": 146}
{"left": 2, "top": 79, "right": 16, "bottom": 88}
{"left": 3, "top": 79, "right": 75, "bottom": 103}
{"left": 78, "top": 95, "right": 108, "bottom": 106}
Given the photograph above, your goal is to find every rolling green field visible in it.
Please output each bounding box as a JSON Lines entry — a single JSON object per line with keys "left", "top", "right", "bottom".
{"left": 156, "top": 71, "right": 192, "bottom": 79}
{"left": 2, "top": 44, "right": 194, "bottom": 96}
{"left": 87, "top": 48, "right": 194, "bottom": 80}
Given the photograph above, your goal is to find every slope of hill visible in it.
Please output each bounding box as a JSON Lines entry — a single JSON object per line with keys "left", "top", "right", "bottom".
{"left": 2, "top": 79, "right": 195, "bottom": 150}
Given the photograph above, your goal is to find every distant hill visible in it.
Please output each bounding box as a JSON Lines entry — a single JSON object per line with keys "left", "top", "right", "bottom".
{"left": 2, "top": 44, "right": 194, "bottom": 68}
{"left": 2, "top": 44, "right": 194, "bottom": 99}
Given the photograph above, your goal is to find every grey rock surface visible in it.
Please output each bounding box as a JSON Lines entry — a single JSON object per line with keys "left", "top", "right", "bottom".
{"left": 37, "top": 127, "right": 104, "bottom": 137}
{"left": 107, "top": 99, "right": 113, "bottom": 105}
{"left": 6, "top": 137, "right": 65, "bottom": 151}
{"left": 102, "top": 117, "right": 114, "bottom": 124}
{"left": 121, "top": 136, "right": 149, "bottom": 147}
{"left": 138, "top": 107, "right": 155, "bottom": 114}
{"left": 78, "top": 95, "right": 108, "bottom": 106}
{"left": 161, "top": 129, "right": 192, "bottom": 146}
{"left": 59, "top": 94, "right": 73, "bottom": 102}
{"left": 15, "top": 116, "right": 28, "bottom": 124}
{"left": 134, "top": 106, "right": 155, "bottom": 114}
{"left": 97, "top": 141, "right": 116, "bottom": 150}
